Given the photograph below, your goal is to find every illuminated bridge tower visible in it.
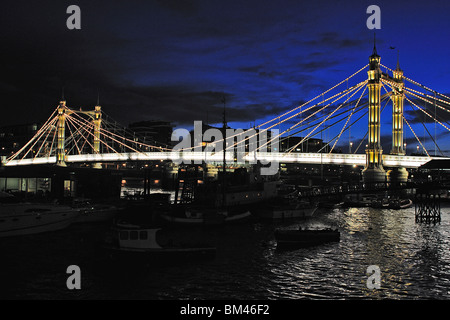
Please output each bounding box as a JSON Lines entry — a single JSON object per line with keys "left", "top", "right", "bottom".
{"left": 362, "top": 44, "right": 387, "bottom": 183}
{"left": 91, "top": 104, "right": 102, "bottom": 169}
{"left": 387, "top": 58, "right": 409, "bottom": 183}
{"left": 79, "top": 101, "right": 103, "bottom": 169}
{"left": 55, "top": 99, "right": 102, "bottom": 168}
{"left": 56, "top": 100, "right": 67, "bottom": 167}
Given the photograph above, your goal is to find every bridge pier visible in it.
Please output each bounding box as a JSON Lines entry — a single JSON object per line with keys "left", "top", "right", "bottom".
{"left": 387, "top": 167, "right": 408, "bottom": 184}
{"left": 362, "top": 166, "right": 387, "bottom": 184}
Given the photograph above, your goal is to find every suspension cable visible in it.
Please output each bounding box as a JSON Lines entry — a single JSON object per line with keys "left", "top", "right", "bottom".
{"left": 381, "top": 63, "right": 450, "bottom": 103}
{"left": 403, "top": 114, "right": 430, "bottom": 157}
{"left": 405, "top": 95, "right": 444, "bottom": 156}
{"left": 285, "top": 81, "right": 367, "bottom": 154}
{"left": 216, "top": 80, "right": 369, "bottom": 154}
{"left": 329, "top": 86, "right": 367, "bottom": 153}
{"left": 254, "top": 64, "right": 369, "bottom": 129}
{"left": 6, "top": 108, "right": 58, "bottom": 162}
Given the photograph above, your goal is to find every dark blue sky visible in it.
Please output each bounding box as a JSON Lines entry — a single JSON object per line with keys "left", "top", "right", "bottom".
{"left": 1, "top": 0, "right": 450, "bottom": 153}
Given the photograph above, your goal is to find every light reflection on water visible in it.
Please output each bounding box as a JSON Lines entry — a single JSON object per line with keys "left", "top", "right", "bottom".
{"left": 1, "top": 203, "right": 450, "bottom": 299}
{"left": 263, "top": 204, "right": 450, "bottom": 299}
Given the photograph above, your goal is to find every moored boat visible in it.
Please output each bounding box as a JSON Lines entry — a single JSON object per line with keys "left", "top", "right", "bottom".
{"left": 0, "top": 193, "right": 80, "bottom": 237}
{"left": 159, "top": 205, "right": 251, "bottom": 225}
{"left": 371, "top": 198, "right": 389, "bottom": 208}
{"left": 103, "top": 221, "right": 216, "bottom": 262}
{"left": 319, "top": 201, "right": 344, "bottom": 209}
{"left": 259, "top": 201, "right": 318, "bottom": 220}
{"left": 389, "top": 198, "right": 413, "bottom": 210}
{"left": 275, "top": 227, "right": 340, "bottom": 248}
{"left": 343, "top": 194, "right": 378, "bottom": 208}
{"left": 71, "top": 199, "right": 121, "bottom": 223}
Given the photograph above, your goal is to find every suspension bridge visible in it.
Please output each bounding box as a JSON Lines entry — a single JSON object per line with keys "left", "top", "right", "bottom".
{"left": 2, "top": 44, "right": 450, "bottom": 183}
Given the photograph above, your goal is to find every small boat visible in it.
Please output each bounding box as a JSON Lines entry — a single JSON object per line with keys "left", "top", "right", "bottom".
{"left": 71, "top": 199, "right": 120, "bottom": 223}
{"left": 103, "top": 221, "right": 216, "bottom": 262}
{"left": 371, "top": 198, "right": 389, "bottom": 209}
{"left": 260, "top": 201, "right": 318, "bottom": 219}
{"left": 0, "top": 192, "right": 80, "bottom": 237}
{"left": 276, "top": 184, "right": 299, "bottom": 198}
{"left": 319, "top": 201, "right": 344, "bottom": 209}
{"left": 344, "top": 194, "right": 378, "bottom": 208}
{"left": 159, "top": 205, "right": 251, "bottom": 226}
{"left": 275, "top": 227, "right": 340, "bottom": 248}
{"left": 389, "top": 198, "right": 413, "bottom": 210}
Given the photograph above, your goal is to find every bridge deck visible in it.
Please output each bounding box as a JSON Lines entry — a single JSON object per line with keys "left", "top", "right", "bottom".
{"left": 1, "top": 152, "right": 439, "bottom": 168}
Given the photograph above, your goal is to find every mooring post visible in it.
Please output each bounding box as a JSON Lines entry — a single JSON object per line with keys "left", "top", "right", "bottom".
{"left": 415, "top": 190, "right": 441, "bottom": 224}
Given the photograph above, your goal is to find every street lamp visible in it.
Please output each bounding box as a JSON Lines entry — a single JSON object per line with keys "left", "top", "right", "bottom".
{"left": 349, "top": 141, "right": 353, "bottom": 154}
{"left": 417, "top": 145, "right": 419, "bottom": 154}
{"left": 404, "top": 143, "right": 407, "bottom": 155}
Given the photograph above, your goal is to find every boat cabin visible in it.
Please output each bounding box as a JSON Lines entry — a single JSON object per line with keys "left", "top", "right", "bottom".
{"left": 114, "top": 225, "right": 162, "bottom": 249}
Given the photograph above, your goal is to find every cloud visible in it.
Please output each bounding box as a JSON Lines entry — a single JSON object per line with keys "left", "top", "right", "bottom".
{"left": 238, "top": 65, "right": 283, "bottom": 79}
{"left": 89, "top": 84, "right": 299, "bottom": 129}
{"left": 303, "top": 32, "right": 366, "bottom": 49}
{"left": 296, "top": 59, "right": 342, "bottom": 73}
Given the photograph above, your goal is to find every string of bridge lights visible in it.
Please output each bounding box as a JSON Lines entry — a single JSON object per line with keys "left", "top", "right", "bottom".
{"left": 381, "top": 77, "right": 450, "bottom": 156}
{"left": 6, "top": 104, "right": 173, "bottom": 164}
{"left": 5, "top": 61, "right": 450, "bottom": 166}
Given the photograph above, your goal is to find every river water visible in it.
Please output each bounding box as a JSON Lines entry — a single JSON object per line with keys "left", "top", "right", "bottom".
{"left": 1, "top": 202, "right": 450, "bottom": 300}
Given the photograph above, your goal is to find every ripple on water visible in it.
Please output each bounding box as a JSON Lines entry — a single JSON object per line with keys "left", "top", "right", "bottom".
{"left": 1, "top": 205, "right": 450, "bottom": 299}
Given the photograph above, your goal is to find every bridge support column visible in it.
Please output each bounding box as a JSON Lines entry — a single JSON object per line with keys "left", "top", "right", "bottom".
{"left": 387, "top": 59, "right": 408, "bottom": 184}
{"left": 92, "top": 105, "right": 102, "bottom": 169}
{"left": 56, "top": 101, "right": 67, "bottom": 167}
{"left": 362, "top": 45, "right": 386, "bottom": 183}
